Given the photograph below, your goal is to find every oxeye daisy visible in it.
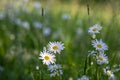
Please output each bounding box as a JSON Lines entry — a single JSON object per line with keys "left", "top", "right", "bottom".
{"left": 48, "top": 64, "right": 63, "bottom": 77}
{"left": 48, "top": 64, "right": 62, "bottom": 72}
{"left": 48, "top": 42, "right": 65, "bottom": 54}
{"left": 103, "top": 69, "right": 116, "bottom": 80}
{"left": 88, "top": 24, "right": 102, "bottom": 35}
{"left": 106, "top": 70, "right": 113, "bottom": 76}
{"left": 77, "top": 75, "right": 90, "bottom": 80}
{"left": 92, "top": 39, "right": 108, "bottom": 51}
{"left": 39, "top": 50, "right": 56, "bottom": 65}
{"left": 49, "top": 70, "right": 63, "bottom": 77}
{"left": 97, "top": 53, "right": 108, "bottom": 65}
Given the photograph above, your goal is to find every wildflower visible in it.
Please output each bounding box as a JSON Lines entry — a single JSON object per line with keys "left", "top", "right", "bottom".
{"left": 104, "top": 69, "right": 116, "bottom": 80}
{"left": 21, "top": 21, "right": 30, "bottom": 30}
{"left": 36, "top": 66, "right": 39, "bottom": 70}
{"left": 92, "top": 34, "right": 96, "bottom": 39}
{"left": 106, "top": 71, "right": 114, "bottom": 78}
{"left": 88, "top": 24, "right": 102, "bottom": 35}
{"left": 42, "top": 27, "right": 51, "bottom": 36}
{"left": 97, "top": 53, "right": 108, "bottom": 65}
{"left": 91, "top": 62, "right": 94, "bottom": 65}
{"left": 48, "top": 42, "right": 65, "bottom": 54}
{"left": 39, "top": 49, "right": 56, "bottom": 65}
{"left": 48, "top": 64, "right": 63, "bottom": 77}
{"left": 68, "top": 77, "right": 73, "bottom": 80}
{"left": 50, "top": 70, "right": 63, "bottom": 77}
{"left": 88, "top": 50, "right": 97, "bottom": 56}
{"left": 48, "top": 64, "right": 62, "bottom": 72}
{"left": 62, "top": 13, "right": 71, "bottom": 21}
{"left": 33, "top": 21, "right": 42, "bottom": 29}
{"left": 0, "top": 12, "right": 5, "bottom": 20}
{"left": 49, "top": 70, "right": 62, "bottom": 77}
{"left": 92, "top": 39, "right": 108, "bottom": 51}
{"left": 33, "top": 2, "right": 41, "bottom": 9}
{"left": 77, "top": 75, "right": 90, "bottom": 80}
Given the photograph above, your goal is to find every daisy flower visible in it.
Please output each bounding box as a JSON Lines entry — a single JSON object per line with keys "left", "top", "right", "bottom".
{"left": 97, "top": 53, "right": 108, "bottom": 65}
{"left": 103, "top": 69, "right": 116, "bottom": 80}
{"left": 36, "top": 66, "right": 39, "bottom": 70}
{"left": 39, "top": 49, "right": 56, "bottom": 65}
{"left": 48, "top": 42, "right": 65, "bottom": 54}
{"left": 50, "top": 70, "right": 63, "bottom": 77}
{"left": 77, "top": 75, "right": 90, "bottom": 80}
{"left": 62, "top": 13, "right": 71, "bottom": 21}
{"left": 88, "top": 24, "right": 102, "bottom": 35}
{"left": 48, "top": 64, "right": 63, "bottom": 77}
{"left": 48, "top": 64, "right": 62, "bottom": 72}
{"left": 92, "top": 39, "right": 108, "bottom": 51}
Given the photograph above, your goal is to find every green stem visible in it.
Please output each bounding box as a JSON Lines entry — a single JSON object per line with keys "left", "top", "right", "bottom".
{"left": 96, "top": 65, "right": 100, "bottom": 80}
{"left": 59, "top": 76, "right": 62, "bottom": 80}
{"left": 84, "top": 57, "right": 88, "bottom": 75}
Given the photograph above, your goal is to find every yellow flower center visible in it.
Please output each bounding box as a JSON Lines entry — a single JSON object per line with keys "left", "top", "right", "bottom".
{"left": 44, "top": 56, "right": 50, "bottom": 60}
{"left": 92, "top": 28, "right": 98, "bottom": 31}
{"left": 53, "top": 45, "right": 58, "bottom": 50}
{"left": 106, "top": 71, "right": 112, "bottom": 76}
{"left": 98, "top": 56, "right": 104, "bottom": 60}
{"left": 97, "top": 44, "right": 102, "bottom": 48}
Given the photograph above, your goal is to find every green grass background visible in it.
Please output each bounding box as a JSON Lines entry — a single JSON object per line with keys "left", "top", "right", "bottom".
{"left": 0, "top": 0, "right": 120, "bottom": 80}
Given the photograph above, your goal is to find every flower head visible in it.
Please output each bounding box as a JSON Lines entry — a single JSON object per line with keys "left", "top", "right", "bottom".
{"left": 92, "top": 39, "right": 108, "bottom": 51}
{"left": 77, "top": 75, "right": 90, "bottom": 80}
{"left": 33, "top": 21, "right": 42, "bottom": 29}
{"left": 49, "top": 70, "right": 63, "bottom": 77}
{"left": 43, "top": 27, "right": 51, "bottom": 36}
{"left": 48, "top": 64, "right": 63, "bottom": 77}
{"left": 48, "top": 42, "right": 65, "bottom": 54}
{"left": 39, "top": 49, "right": 56, "bottom": 65}
{"left": 97, "top": 53, "right": 108, "bottom": 65}
{"left": 62, "top": 13, "right": 71, "bottom": 20}
{"left": 36, "top": 66, "right": 39, "bottom": 70}
{"left": 103, "top": 69, "right": 116, "bottom": 80}
{"left": 21, "top": 21, "right": 30, "bottom": 30}
{"left": 48, "top": 64, "right": 62, "bottom": 72}
{"left": 88, "top": 24, "right": 102, "bottom": 35}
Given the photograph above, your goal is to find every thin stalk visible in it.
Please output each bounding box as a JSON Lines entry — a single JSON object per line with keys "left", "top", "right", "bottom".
{"left": 96, "top": 64, "right": 100, "bottom": 80}
{"left": 84, "top": 57, "right": 88, "bottom": 75}
{"left": 86, "top": 0, "right": 91, "bottom": 25}
{"left": 59, "top": 76, "right": 62, "bottom": 80}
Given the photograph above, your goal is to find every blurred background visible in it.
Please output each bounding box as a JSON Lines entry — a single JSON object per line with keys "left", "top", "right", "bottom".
{"left": 0, "top": 0, "right": 120, "bottom": 80}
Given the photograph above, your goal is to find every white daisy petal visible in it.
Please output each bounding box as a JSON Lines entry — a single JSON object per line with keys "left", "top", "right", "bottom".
{"left": 39, "top": 50, "right": 56, "bottom": 65}
{"left": 104, "top": 69, "right": 116, "bottom": 80}
{"left": 77, "top": 75, "right": 90, "bottom": 80}
{"left": 48, "top": 41, "right": 65, "bottom": 54}
{"left": 92, "top": 39, "right": 108, "bottom": 51}
{"left": 48, "top": 64, "right": 63, "bottom": 77}
{"left": 88, "top": 24, "right": 102, "bottom": 35}
{"left": 97, "top": 53, "right": 108, "bottom": 65}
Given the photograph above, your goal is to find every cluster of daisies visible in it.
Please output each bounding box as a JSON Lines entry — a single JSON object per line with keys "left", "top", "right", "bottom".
{"left": 37, "top": 24, "right": 120, "bottom": 79}
{"left": 88, "top": 24, "right": 109, "bottom": 65}
{"left": 77, "top": 75, "right": 90, "bottom": 80}
{"left": 77, "top": 24, "right": 120, "bottom": 80}
{"left": 88, "top": 24, "right": 119, "bottom": 79}
{"left": 39, "top": 42, "right": 65, "bottom": 77}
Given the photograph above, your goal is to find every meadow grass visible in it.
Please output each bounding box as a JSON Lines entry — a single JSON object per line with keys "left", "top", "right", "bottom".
{"left": 0, "top": 0, "right": 120, "bottom": 80}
